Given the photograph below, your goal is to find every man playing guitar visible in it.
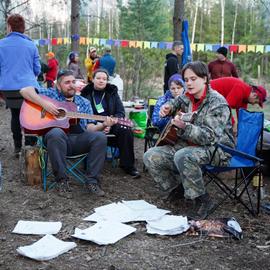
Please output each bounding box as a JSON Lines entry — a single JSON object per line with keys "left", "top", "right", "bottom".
{"left": 20, "top": 70, "right": 115, "bottom": 196}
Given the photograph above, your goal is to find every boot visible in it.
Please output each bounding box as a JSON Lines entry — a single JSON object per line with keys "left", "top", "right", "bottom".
{"left": 165, "top": 184, "right": 185, "bottom": 203}
{"left": 14, "top": 140, "right": 22, "bottom": 156}
{"left": 187, "top": 193, "right": 214, "bottom": 220}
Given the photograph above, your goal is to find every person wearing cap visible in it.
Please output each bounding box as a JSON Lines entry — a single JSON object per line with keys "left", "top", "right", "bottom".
{"left": 45, "top": 51, "right": 59, "bottom": 88}
{"left": 84, "top": 47, "right": 99, "bottom": 82}
{"left": 0, "top": 14, "right": 41, "bottom": 155}
{"left": 152, "top": 74, "right": 186, "bottom": 131}
{"left": 99, "top": 45, "right": 116, "bottom": 77}
{"left": 163, "top": 41, "right": 184, "bottom": 94}
{"left": 68, "top": 51, "right": 84, "bottom": 80}
{"left": 208, "top": 46, "right": 238, "bottom": 80}
{"left": 20, "top": 70, "right": 111, "bottom": 196}
{"left": 210, "top": 77, "right": 267, "bottom": 134}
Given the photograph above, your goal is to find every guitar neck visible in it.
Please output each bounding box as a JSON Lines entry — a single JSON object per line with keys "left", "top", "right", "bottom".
{"left": 66, "top": 112, "right": 107, "bottom": 122}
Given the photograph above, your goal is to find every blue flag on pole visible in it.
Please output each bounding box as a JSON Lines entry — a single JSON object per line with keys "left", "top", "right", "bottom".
{"left": 181, "top": 20, "right": 192, "bottom": 67}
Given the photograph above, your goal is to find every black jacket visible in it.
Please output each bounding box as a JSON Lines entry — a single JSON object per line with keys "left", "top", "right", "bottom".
{"left": 81, "top": 82, "right": 125, "bottom": 118}
{"left": 163, "top": 53, "right": 180, "bottom": 91}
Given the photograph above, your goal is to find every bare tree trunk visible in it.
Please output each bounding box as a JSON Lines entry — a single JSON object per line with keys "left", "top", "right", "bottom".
{"left": 199, "top": 1, "right": 204, "bottom": 43}
{"left": 71, "top": 0, "right": 80, "bottom": 52}
{"left": 231, "top": 1, "right": 238, "bottom": 61}
{"left": 220, "top": 0, "right": 225, "bottom": 45}
{"left": 191, "top": 0, "right": 198, "bottom": 44}
{"left": 173, "top": 0, "right": 184, "bottom": 41}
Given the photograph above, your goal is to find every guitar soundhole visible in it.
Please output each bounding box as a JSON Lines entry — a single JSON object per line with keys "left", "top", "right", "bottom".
{"left": 56, "top": 109, "right": 67, "bottom": 120}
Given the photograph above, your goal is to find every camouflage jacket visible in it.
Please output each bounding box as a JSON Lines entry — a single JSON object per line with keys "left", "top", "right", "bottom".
{"left": 168, "top": 88, "right": 235, "bottom": 148}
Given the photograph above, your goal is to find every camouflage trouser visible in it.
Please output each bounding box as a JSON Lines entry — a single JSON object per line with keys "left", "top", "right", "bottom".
{"left": 143, "top": 143, "right": 230, "bottom": 199}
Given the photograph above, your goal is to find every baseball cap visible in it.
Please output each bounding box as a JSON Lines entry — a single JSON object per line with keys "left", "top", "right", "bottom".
{"left": 89, "top": 46, "right": 96, "bottom": 53}
{"left": 254, "top": 85, "right": 267, "bottom": 107}
{"left": 46, "top": 51, "right": 55, "bottom": 58}
{"left": 104, "top": 44, "right": 112, "bottom": 51}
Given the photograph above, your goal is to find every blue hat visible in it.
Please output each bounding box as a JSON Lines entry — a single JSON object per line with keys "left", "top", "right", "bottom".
{"left": 168, "top": 74, "right": 185, "bottom": 90}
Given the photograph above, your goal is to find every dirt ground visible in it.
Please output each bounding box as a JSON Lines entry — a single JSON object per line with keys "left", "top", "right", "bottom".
{"left": 1, "top": 101, "right": 270, "bottom": 270}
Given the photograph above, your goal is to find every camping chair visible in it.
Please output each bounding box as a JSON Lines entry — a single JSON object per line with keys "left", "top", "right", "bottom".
{"left": 106, "top": 134, "right": 120, "bottom": 168}
{"left": 144, "top": 97, "right": 160, "bottom": 153}
{"left": 38, "top": 138, "right": 89, "bottom": 191}
{"left": 204, "top": 109, "right": 264, "bottom": 216}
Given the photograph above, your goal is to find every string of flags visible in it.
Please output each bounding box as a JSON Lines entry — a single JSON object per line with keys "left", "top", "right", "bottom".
{"left": 33, "top": 36, "right": 270, "bottom": 53}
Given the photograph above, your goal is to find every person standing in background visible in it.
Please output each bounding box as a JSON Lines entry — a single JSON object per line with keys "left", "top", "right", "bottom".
{"left": 45, "top": 51, "right": 59, "bottom": 88}
{"left": 99, "top": 45, "right": 116, "bottom": 78}
{"left": 0, "top": 14, "right": 40, "bottom": 155}
{"left": 68, "top": 51, "right": 84, "bottom": 80}
{"left": 163, "top": 41, "right": 184, "bottom": 94}
{"left": 85, "top": 47, "right": 99, "bottom": 83}
{"left": 208, "top": 46, "right": 238, "bottom": 80}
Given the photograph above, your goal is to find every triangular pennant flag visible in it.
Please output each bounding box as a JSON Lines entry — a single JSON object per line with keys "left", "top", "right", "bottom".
{"left": 247, "top": 45, "right": 256, "bottom": 52}
{"left": 57, "top": 38, "right": 63, "bottom": 45}
{"left": 212, "top": 44, "right": 220, "bottom": 52}
{"left": 79, "top": 37, "right": 86, "bottom": 45}
{"left": 114, "top": 40, "right": 121, "bottom": 47}
{"left": 256, "top": 45, "right": 264, "bottom": 53}
{"left": 229, "top": 45, "right": 238, "bottom": 53}
{"left": 129, "top": 41, "right": 136, "bottom": 48}
{"left": 107, "top": 39, "right": 114, "bottom": 45}
{"left": 158, "top": 42, "right": 166, "bottom": 49}
{"left": 121, "top": 40, "right": 129, "bottom": 47}
{"left": 100, "top": 39, "right": 107, "bottom": 46}
{"left": 136, "top": 41, "right": 143, "bottom": 48}
{"left": 144, "top": 41, "right": 150, "bottom": 49}
{"left": 197, "top": 43, "right": 205, "bottom": 52}
{"left": 265, "top": 45, "right": 270, "bottom": 53}
{"left": 190, "top": 43, "right": 196, "bottom": 51}
{"left": 93, "top": 38, "right": 100, "bottom": 45}
{"left": 205, "top": 44, "right": 212, "bottom": 51}
{"left": 238, "top": 45, "right": 246, "bottom": 53}
{"left": 166, "top": 42, "right": 173, "bottom": 50}
{"left": 86, "top": 37, "right": 92, "bottom": 45}
{"left": 51, "top": 38, "right": 57, "bottom": 46}
{"left": 150, "top": 42, "right": 158, "bottom": 48}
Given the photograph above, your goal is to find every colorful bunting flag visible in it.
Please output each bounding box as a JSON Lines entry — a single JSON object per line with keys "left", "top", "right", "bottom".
{"left": 238, "top": 45, "right": 247, "bottom": 53}
{"left": 256, "top": 45, "right": 264, "bottom": 53}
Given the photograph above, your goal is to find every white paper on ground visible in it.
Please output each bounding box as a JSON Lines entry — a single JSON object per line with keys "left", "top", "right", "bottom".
{"left": 12, "top": 221, "right": 62, "bottom": 235}
{"left": 72, "top": 221, "right": 136, "bottom": 245}
{"left": 122, "top": 200, "right": 157, "bottom": 211}
{"left": 17, "top": 234, "right": 77, "bottom": 261}
{"left": 85, "top": 201, "right": 170, "bottom": 223}
{"left": 146, "top": 215, "right": 190, "bottom": 235}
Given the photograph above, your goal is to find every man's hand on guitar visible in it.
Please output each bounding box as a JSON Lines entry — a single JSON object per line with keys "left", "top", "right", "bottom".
{"left": 42, "top": 100, "right": 59, "bottom": 116}
{"left": 103, "top": 116, "right": 117, "bottom": 127}
{"left": 171, "top": 115, "right": 186, "bottom": 130}
{"left": 159, "top": 104, "right": 172, "bottom": 117}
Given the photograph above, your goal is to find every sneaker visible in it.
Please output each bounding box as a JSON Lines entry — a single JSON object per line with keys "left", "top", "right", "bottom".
{"left": 187, "top": 193, "right": 214, "bottom": 220}
{"left": 56, "top": 178, "right": 71, "bottom": 193}
{"left": 87, "top": 183, "right": 105, "bottom": 196}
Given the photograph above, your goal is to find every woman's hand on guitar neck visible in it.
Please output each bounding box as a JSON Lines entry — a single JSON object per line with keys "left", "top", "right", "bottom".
{"left": 103, "top": 116, "right": 118, "bottom": 127}
{"left": 41, "top": 100, "right": 59, "bottom": 116}
{"left": 159, "top": 104, "right": 172, "bottom": 117}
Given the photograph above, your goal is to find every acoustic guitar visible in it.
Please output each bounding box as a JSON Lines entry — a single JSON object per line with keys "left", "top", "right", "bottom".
{"left": 155, "top": 111, "right": 196, "bottom": 147}
{"left": 20, "top": 95, "right": 134, "bottom": 135}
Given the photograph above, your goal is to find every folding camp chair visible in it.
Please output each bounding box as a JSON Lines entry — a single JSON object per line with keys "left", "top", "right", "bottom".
{"left": 204, "top": 109, "right": 264, "bottom": 216}
{"left": 38, "top": 138, "right": 89, "bottom": 192}
{"left": 144, "top": 98, "right": 160, "bottom": 153}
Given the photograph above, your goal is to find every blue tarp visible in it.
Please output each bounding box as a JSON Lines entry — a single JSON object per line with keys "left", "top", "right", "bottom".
{"left": 181, "top": 20, "right": 192, "bottom": 67}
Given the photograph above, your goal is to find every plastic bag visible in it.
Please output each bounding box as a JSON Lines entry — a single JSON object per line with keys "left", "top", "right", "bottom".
{"left": 129, "top": 111, "right": 147, "bottom": 139}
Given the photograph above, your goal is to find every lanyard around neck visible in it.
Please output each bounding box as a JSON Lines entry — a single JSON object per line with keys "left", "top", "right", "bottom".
{"left": 92, "top": 91, "right": 105, "bottom": 107}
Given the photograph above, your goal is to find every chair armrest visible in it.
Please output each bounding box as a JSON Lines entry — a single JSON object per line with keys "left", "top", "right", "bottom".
{"left": 216, "top": 143, "right": 264, "bottom": 163}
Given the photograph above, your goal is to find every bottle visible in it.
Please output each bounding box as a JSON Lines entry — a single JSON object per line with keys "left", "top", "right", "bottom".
{"left": 252, "top": 173, "right": 265, "bottom": 199}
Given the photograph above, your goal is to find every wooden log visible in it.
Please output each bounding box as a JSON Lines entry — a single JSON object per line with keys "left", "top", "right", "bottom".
{"left": 25, "top": 146, "right": 42, "bottom": 186}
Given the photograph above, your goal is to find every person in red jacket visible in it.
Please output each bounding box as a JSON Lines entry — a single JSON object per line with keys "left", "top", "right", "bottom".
{"left": 210, "top": 77, "right": 267, "bottom": 134}
{"left": 45, "top": 51, "right": 59, "bottom": 88}
{"left": 208, "top": 47, "right": 238, "bottom": 79}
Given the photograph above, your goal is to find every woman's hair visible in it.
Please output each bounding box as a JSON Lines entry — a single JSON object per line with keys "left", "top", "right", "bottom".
{"left": 181, "top": 61, "right": 209, "bottom": 85}
{"left": 68, "top": 51, "right": 78, "bottom": 63}
{"left": 7, "top": 14, "right": 25, "bottom": 33}
{"left": 93, "top": 68, "right": 110, "bottom": 80}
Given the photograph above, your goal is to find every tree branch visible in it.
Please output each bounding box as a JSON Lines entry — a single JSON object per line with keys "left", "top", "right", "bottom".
{"left": 8, "top": 0, "right": 30, "bottom": 13}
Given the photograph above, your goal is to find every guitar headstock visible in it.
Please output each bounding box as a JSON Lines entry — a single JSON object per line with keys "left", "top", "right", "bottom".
{"left": 117, "top": 118, "right": 134, "bottom": 129}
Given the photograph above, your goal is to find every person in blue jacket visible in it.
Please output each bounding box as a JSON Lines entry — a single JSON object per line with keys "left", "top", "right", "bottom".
{"left": 152, "top": 74, "right": 185, "bottom": 131}
{"left": 99, "top": 45, "right": 116, "bottom": 77}
{"left": 0, "top": 14, "right": 41, "bottom": 154}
